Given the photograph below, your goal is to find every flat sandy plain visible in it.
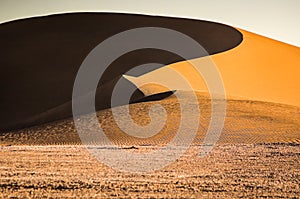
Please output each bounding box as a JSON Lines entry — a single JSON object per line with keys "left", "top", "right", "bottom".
{"left": 1, "top": 92, "right": 300, "bottom": 198}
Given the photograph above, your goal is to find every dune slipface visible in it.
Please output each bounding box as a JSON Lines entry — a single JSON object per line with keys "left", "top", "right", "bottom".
{"left": 0, "top": 13, "right": 242, "bottom": 131}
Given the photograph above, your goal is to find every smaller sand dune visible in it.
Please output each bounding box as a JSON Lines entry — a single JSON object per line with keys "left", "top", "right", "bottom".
{"left": 1, "top": 91, "right": 299, "bottom": 146}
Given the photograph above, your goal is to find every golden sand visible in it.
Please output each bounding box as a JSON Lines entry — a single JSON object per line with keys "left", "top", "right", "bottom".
{"left": 127, "top": 29, "right": 300, "bottom": 107}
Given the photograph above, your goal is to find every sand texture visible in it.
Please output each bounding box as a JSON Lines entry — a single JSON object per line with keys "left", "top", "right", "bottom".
{"left": 1, "top": 92, "right": 299, "bottom": 146}
{"left": 0, "top": 144, "right": 299, "bottom": 198}
{"left": 0, "top": 92, "right": 299, "bottom": 198}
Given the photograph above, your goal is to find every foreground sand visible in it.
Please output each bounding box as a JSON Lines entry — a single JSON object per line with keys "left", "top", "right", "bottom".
{"left": 0, "top": 92, "right": 299, "bottom": 198}
{"left": 0, "top": 144, "right": 299, "bottom": 198}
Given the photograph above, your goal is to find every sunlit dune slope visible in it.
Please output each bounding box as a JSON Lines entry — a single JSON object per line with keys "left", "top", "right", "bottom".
{"left": 128, "top": 29, "right": 300, "bottom": 107}
{"left": 213, "top": 29, "right": 300, "bottom": 106}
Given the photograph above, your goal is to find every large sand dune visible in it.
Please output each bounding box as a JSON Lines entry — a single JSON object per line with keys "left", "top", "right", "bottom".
{"left": 0, "top": 12, "right": 242, "bottom": 131}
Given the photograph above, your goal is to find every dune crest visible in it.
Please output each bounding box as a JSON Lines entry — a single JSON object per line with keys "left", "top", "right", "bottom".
{"left": 129, "top": 29, "right": 300, "bottom": 107}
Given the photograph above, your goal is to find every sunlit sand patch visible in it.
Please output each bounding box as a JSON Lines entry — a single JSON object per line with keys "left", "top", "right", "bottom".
{"left": 1, "top": 91, "right": 299, "bottom": 146}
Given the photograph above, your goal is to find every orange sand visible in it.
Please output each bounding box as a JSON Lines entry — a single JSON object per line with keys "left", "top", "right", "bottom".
{"left": 128, "top": 29, "right": 300, "bottom": 107}
{"left": 211, "top": 29, "right": 300, "bottom": 107}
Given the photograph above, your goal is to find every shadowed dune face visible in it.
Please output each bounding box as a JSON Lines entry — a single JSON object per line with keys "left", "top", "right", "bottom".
{"left": 0, "top": 13, "right": 242, "bottom": 131}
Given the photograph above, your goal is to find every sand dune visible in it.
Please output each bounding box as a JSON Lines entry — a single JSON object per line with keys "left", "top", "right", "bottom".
{"left": 0, "top": 12, "right": 242, "bottom": 131}
{"left": 1, "top": 13, "right": 298, "bottom": 131}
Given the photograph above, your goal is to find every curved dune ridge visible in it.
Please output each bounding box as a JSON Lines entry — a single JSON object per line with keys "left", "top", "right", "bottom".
{"left": 130, "top": 28, "right": 300, "bottom": 107}
{"left": 1, "top": 91, "right": 299, "bottom": 146}
{"left": 0, "top": 12, "right": 242, "bottom": 131}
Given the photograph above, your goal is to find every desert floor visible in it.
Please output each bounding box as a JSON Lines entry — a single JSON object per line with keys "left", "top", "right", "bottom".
{"left": 1, "top": 92, "right": 299, "bottom": 198}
